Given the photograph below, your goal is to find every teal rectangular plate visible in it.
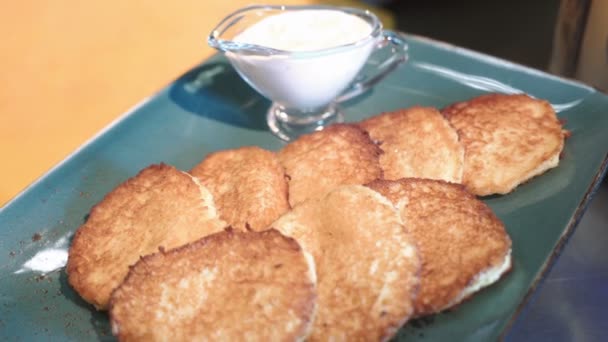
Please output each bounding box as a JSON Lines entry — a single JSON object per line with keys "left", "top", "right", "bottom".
{"left": 1, "top": 35, "right": 607, "bottom": 341}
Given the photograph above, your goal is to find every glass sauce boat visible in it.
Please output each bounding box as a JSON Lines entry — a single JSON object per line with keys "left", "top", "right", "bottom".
{"left": 209, "top": 5, "right": 408, "bottom": 141}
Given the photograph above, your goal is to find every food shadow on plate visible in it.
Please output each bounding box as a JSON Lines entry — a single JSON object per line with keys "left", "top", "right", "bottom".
{"left": 168, "top": 61, "right": 270, "bottom": 131}
{"left": 58, "top": 271, "right": 113, "bottom": 341}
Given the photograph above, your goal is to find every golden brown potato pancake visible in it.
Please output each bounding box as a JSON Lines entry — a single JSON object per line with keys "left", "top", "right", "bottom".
{"left": 191, "top": 146, "right": 290, "bottom": 231}
{"left": 272, "top": 185, "right": 420, "bottom": 341}
{"left": 110, "top": 228, "right": 317, "bottom": 342}
{"left": 443, "top": 93, "right": 566, "bottom": 195}
{"left": 67, "top": 163, "right": 226, "bottom": 309}
{"left": 367, "top": 178, "right": 512, "bottom": 317}
{"left": 278, "top": 124, "right": 382, "bottom": 207}
{"left": 359, "top": 106, "right": 464, "bottom": 183}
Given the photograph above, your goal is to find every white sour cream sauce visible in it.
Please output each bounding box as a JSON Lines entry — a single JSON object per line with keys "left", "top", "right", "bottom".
{"left": 228, "top": 10, "right": 376, "bottom": 109}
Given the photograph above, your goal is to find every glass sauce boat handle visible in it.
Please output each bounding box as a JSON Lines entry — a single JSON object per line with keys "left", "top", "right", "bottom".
{"left": 336, "top": 31, "right": 408, "bottom": 103}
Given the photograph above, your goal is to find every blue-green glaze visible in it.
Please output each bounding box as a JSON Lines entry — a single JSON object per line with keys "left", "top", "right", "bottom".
{"left": 1, "top": 35, "right": 607, "bottom": 341}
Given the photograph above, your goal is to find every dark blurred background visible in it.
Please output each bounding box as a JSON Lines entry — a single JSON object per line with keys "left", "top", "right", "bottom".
{"left": 384, "top": 0, "right": 561, "bottom": 70}
{"left": 357, "top": 0, "right": 608, "bottom": 90}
